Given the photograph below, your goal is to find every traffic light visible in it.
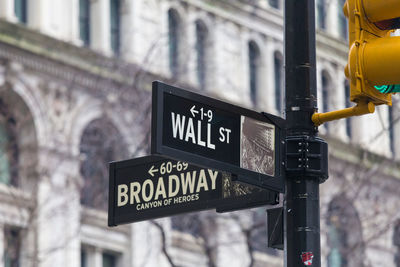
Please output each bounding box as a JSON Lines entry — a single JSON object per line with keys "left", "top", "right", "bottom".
{"left": 343, "top": 0, "right": 400, "bottom": 105}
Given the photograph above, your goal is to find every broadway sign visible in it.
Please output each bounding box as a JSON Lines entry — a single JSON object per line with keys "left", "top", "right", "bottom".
{"left": 151, "top": 81, "right": 286, "bottom": 192}
{"left": 108, "top": 155, "right": 278, "bottom": 226}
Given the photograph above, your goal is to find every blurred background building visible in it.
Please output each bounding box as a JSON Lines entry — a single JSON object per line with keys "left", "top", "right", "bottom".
{"left": 0, "top": 0, "right": 399, "bottom": 266}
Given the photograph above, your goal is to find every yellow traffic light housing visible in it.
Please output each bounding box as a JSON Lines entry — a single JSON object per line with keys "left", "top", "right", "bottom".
{"left": 312, "top": 0, "right": 400, "bottom": 126}
{"left": 343, "top": 0, "right": 400, "bottom": 106}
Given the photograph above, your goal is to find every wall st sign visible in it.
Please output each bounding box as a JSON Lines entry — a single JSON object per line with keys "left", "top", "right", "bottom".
{"left": 151, "top": 81, "right": 285, "bottom": 192}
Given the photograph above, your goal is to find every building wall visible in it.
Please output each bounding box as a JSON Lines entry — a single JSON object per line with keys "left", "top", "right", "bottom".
{"left": 0, "top": 0, "right": 399, "bottom": 266}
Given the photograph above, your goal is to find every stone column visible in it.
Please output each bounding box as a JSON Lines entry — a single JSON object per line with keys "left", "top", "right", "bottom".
{"left": 120, "top": 0, "right": 135, "bottom": 59}
{"left": 90, "top": 0, "right": 111, "bottom": 55}
{"left": 70, "top": 0, "right": 81, "bottom": 44}
{"left": 29, "top": 0, "right": 48, "bottom": 31}
{"left": 0, "top": 0, "right": 17, "bottom": 22}
{"left": 93, "top": 248, "right": 103, "bottom": 267}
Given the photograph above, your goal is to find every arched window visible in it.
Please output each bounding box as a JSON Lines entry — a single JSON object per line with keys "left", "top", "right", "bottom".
{"left": 168, "top": 9, "right": 181, "bottom": 78}
{"left": 317, "top": 0, "right": 326, "bottom": 30}
{"left": 0, "top": 99, "right": 19, "bottom": 187}
{"left": 274, "top": 52, "right": 284, "bottom": 115}
{"left": 79, "top": 0, "right": 91, "bottom": 46}
{"left": 344, "top": 80, "right": 352, "bottom": 138}
{"left": 249, "top": 41, "right": 260, "bottom": 106}
{"left": 110, "top": 0, "right": 121, "bottom": 55}
{"left": 195, "top": 20, "right": 208, "bottom": 90}
{"left": 14, "top": 0, "right": 27, "bottom": 24}
{"left": 79, "top": 119, "right": 127, "bottom": 210}
{"left": 338, "top": 0, "right": 348, "bottom": 39}
{"left": 326, "top": 197, "right": 364, "bottom": 267}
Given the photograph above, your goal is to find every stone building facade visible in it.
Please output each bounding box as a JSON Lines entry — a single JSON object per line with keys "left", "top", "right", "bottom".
{"left": 0, "top": 0, "right": 399, "bottom": 267}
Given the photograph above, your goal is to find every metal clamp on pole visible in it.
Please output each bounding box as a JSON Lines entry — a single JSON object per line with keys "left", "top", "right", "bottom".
{"left": 311, "top": 101, "right": 375, "bottom": 126}
{"left": 285, "top": 136, "right": 328, "bottom": 183}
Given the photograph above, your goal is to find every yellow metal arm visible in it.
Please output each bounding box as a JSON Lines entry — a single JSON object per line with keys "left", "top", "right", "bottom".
{"left": 312, "top": 102, "right": 375, "bottom": 126}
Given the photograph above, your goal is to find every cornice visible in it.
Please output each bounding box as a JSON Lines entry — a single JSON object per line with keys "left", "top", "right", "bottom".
{"left": 324, "top": 135, "right": 400, "bottom": 180}
{"left": 0, "top": 19, "right": 143, "bottom": 92}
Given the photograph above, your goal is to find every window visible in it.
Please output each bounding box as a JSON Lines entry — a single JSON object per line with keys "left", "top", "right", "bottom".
{"left": 326, "top": 197, "right": 364, "bottom": 267}
{"left": 80, "top": 119, "right": 127, "bottom": 210}
{"left": 321, "top": 71, "right": 331, "bottom": 131}
{"left": 195, "top": 20, "right": 208, "bottom": 90}
{"left": 344, "top": 80, "right": 352, "bottom": 138}
{"left": 327, "top": 222, "right": 348, "bottom": 267}
{"left": 4, "top": 227, "right": 21, "bottom": 267}
{"left": 79, "top": 0, "right": 91, "bottom": 46}
{"left": 81, "top": 247, "right": 119, "bottom": 267}
{"left": 248, "top": 41, "right": 260, "bottom": 106}
{"left": 321, "top": 71, "right": 330, "bottom": 113}
{"left": 0, "top": 123, "right": 11, "bottom": 185}
{"left": 269, "top": 0, "right": 279, "bottom": 9}
{"left": 168, "top": 9, "right": 180, "bottom": 78}
{"left": 338, "top": 0, "right": 348, "bottom": 39}
{"left": 317, "top": 0, "right": 326, "bottom": 30}
{"left": 388, "top": 105, "right": 395, "bottom": 156}
{"left": 102, "top": 252, "right": 117, "bottom": 267}
{"left": 110, "top": 0, "right": 121, "bottom": 55}
{"left": 81, "top": 249, "right": 87, "bottom": 267}
{"left": 14, "top": 0, "right": 27, "bottom": 24}
{"left": 274, "top": 52, "right": 284, "bottom": 114}
{"left": 0, "top": 100, "right": 18, "bottom": 187}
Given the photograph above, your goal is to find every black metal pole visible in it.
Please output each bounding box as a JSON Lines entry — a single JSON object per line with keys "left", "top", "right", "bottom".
{"left": 284, "top": 1, "right": 327, "bottom": 266}
{"left": 285, "top": 0, "right": 317, "bottom": 136}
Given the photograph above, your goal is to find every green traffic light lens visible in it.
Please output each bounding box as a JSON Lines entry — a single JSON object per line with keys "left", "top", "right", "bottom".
{"left": 375, "top": 85, "right": 400, "bottom": 93}
{"left": 375, "top": 85, "right": 388, "bottom": 92}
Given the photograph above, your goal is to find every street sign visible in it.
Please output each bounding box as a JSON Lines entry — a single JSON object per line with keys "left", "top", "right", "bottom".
{"left": 151, "top": 81, "right": 285, "bottom": 192}
{"left": 108, "top": 155, "right": 278, "bottom": 226}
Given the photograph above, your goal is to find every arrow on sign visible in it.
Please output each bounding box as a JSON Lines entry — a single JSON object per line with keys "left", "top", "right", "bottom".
{"left": 148, "top": 165, "right": 159, "bottom": 177}
{"left": 190, "top": 105, "right": 199, "bottom": 117}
